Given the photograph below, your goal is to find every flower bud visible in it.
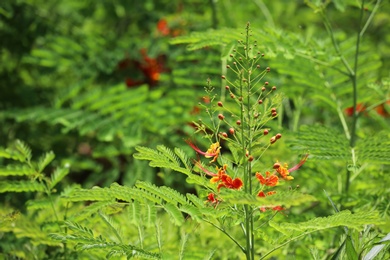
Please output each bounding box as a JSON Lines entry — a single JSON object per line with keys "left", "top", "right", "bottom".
{"left": 275, "top": 133, "right": 282, "bottom": 139}
{"left": 221, "top": 132, "right": 228, "bottom": 138}
{"left": 272, "top": 111, "right": 277, "bottom": 117}
{"left": 236, "top": 120, "right": 241, "bottom": 125}
{"left": 221, "top": 75, "right": 226, "bottom": 79}
{"left": 248, "top": 155, "right": 254, "bottom": 162}
{"left": 271, "top": 108, "right": 277, "bottom": 113}
{"left": 230, "top": 93, "right": 235, "bottom": 99}
{"left": 217, "top": 101, "right": 223, "bottom": 107}
{"left": 229, "top": 128, "right": 235, "bottom": 135}
{"left": 265, "top": 82, "right": 269, "bottom": 85}
{"left": 266, "top": 67, "right": 270, "bottom": 72}
{"left": 261, "top": 87, "right": 266, "bottom": 92}
{"left": 272, "top": 86, "right": 277, "bottom": 91}
{"left": 263, "top": 129, "right": 269, "bottom": 135}
{"left": 225, "top": 85, "right": 230, "bottom": 90}
{"left": 273, "top": 162, "right": 281, "bottom": 169}
{"left": 258, "top": 100, "right": 263, "bottom": 104}
{"left": 218, "top": 114, "right": 225, "bottom": 120}
{"left": 270, "top": 136, "right": 277, "bottom": 144}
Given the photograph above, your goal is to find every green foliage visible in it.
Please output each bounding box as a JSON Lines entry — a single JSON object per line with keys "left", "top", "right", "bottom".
{"left": 1, "top": 0, "right": 390, "bottom": 259}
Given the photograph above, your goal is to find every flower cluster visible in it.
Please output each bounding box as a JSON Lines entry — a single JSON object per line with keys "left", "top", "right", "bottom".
{"left": 255, "top": 154, "right": 309, "bottom": 212}
{"left": 187, "top": 141, "right": 243, "bottom": 204}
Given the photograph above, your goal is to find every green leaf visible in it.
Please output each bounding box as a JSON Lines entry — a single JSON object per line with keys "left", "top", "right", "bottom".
{"left": 346, "top": 236, "right": 358, "bottom": 260}
{"left": 288, "top": 125, "right": 350, "bottom": 160}
{"left": 0, "top": 165, "right": 35, "bottom": 176}
{"left": 37, "top": 151, "right": 55, "bottom": 172}
{"left": 0, "top": 180, "right": 45, "bottom": 193}
{"left": 270, "top": 210, "right": 382, "bottom": 237}
{"left": 49, "top": 166, "right": 70, "bottom": 189}
{"left": 163, "top": 203, "right": 184, "bottom": 226}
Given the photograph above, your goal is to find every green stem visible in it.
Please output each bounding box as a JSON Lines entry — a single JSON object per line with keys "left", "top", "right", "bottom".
{"left": 203, "top": 219, "right": 246, "bottom": 254}
{"left": 244, "top": 22, "right": 255, "bottom": 260}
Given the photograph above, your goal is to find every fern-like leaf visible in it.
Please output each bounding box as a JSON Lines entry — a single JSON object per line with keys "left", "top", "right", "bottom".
{"left": 288, "top": 125, "right": 350, "bottom": 160}
{"left": 163, "top": 203, "right": 184, "bottom": 226}
{"left": 355, "top": 131, "right": 390, "bottom": 163}
{"left": 73, "top": 200, "right": 118, "bottom": 222}
{"left": 0, "top": 180, "right": 45, "bottom": 193}
{"left": 269, "top": 210, "right": 382, "bottom": 237}
{"left": 220, "top": 189, "right": 317, "bottom": 208}
{"left": 98, "top": 212, "right": 123, "bottom": 244}
{"left": 0, "top": 165, "right": 35, "bottom": 176}
{"left": 26, "top": 198, "right": 52, "bottom": 210}
{"left": 49, "top": 166, "right": 70, "bottom": 189}
{"left": 37, "top": 151, "right": 55, "bottom": 173}
{"left": 65, "top": 221, "right": 94, "bottom": 237}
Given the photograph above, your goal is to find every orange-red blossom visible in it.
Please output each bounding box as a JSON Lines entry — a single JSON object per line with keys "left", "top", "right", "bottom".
{"left": 257, "top": 191, "right": 284, "bottom": 212}
{"left": 186, "top": 140, "right": 221, "bottom": 163}
{"left": 196, "top": 163, "right": 243, "bottom": 191}
{"left": 256, "top": 171, "right": 279, "bottom": 186}
{"left": 273, "top": 154, "right": 309, "bottom": 180}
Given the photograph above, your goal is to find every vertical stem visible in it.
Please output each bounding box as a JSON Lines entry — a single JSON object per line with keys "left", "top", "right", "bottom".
{"left": 346, "top": 0, "right": 365, "bottom": 194}
{"left": 350, "top": 0, "right": 365, "bottom": 149}
{"left": 244, "top": 22, "right": 255, "bottom": 260}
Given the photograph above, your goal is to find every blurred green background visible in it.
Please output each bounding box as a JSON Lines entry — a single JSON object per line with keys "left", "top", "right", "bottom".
{"left": 1, "top": 0, "right": 389, "bottom": 197}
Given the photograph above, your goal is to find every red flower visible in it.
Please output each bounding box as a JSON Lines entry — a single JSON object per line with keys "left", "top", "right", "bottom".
{"left": 207, "top": 193, "right": 219, "bottom": 204}
{"left": 344, "top": 100, "right": 390, "bottom": 117}
{"left": 216, "top": 174, "right": 243, "bottom": 191}
{"left": 273, "top": 154, "right": 309, "bottom": 180}
{"left": 157, "top": 19, "right": 170, "bottom": 36}
{"left": 196, "top": 163, "right": 242, "bottom": 191}
{"left": 257, "top": 191, "right": 284, "bottom": 212}
{"left": 256, "top": 171, "right": 279, "bottom": 186}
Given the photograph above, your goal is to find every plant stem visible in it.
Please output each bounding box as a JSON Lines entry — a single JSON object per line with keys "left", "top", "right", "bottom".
{"left": 244, "top": 22, "right": 255, "bottom": 260}
{"left": 203, "top": 219, "right": 246, "bottom": 254}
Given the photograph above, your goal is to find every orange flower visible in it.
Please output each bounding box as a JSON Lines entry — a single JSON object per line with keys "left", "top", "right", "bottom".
{"left": 256, "top": 171, "right": 279, "bottom": 186}
{"left": 186, "top": 140, "right": 221, "bottom": 163}
{"left": 216, "top": 174, "right": 243, "bottom": 191}
{"left": 210, "top": 164, "right": 228, "bottom": 182}
{"left": 257, "top": 191, "right": 283, "bottom": 212}
{"left": 209, "top": 165, "right": 243, "bottom": 191}
{"left": 273, "top": 154, "right": 309, "bottom": 180}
